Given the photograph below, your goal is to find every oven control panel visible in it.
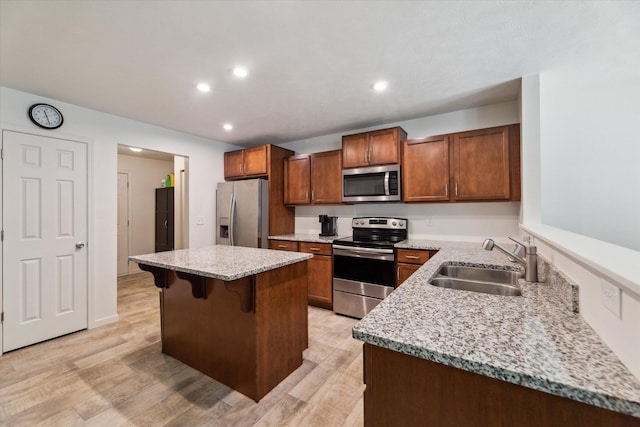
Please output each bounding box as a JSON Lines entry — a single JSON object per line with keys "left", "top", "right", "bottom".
{"left": 352, "top": 217, "right": 407, "bottom": 230}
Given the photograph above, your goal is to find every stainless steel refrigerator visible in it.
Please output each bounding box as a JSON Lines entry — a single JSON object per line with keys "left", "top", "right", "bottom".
{"left": 216, "top": 179, "right": 269, "bottom": 248}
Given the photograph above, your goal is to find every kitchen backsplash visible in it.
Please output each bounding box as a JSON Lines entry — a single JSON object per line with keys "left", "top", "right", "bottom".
{"left": 294, "top": 202, "right": 521, "bottom": 241}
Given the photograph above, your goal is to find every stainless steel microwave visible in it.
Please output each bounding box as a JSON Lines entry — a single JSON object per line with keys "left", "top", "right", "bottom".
{"left": 342, "top": 164, "right": 401, "bottom": 203}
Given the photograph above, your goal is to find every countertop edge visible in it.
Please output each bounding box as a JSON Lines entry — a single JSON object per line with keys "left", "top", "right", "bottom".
{"left": 129, "top": 252, "right": 312, "bottom": 281}
{"left": 352, "top": 328, "right": 640, "bottom": 418}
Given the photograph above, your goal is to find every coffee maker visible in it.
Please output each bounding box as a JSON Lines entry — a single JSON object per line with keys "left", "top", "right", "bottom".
{"left": 319, "top": 215, "right": 338, "bottom": 237}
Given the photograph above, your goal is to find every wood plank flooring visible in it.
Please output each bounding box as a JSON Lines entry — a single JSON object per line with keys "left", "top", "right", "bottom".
{"left": 0, "top": 273, "right": 365, "bottom": 426}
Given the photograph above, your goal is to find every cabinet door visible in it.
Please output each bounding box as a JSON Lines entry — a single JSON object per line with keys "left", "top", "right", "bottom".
{"left": 306, "top": 254, "right": 333, "bottom": 309}
{"left": 224, "top": 150, "right": 245, "bottom": 179}
{"left": 342, "top": 132, "right": 370, "bottom": 168}
{"left": 452, "top": 126, "right": 510, "bottom": 201}
{"left": 396, "top": 263, "right": 420, "bottom": 286}
{"left": 284, "top": 155, "right": 311, "bottom": 204}
{"left": 368, "top": 128, "right": 401, "bottom": 166}
{"left": 311, "top": 150, "right": 342, "bottom": 204}
{"left": 402, "top": 136, "right": 450, "bottom": 202}
{"left": 243, "top": 145, "right": 268, "bottom": 176}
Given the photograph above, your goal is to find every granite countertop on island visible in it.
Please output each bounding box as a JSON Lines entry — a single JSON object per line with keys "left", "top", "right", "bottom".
{"left": 129, "top": 245, "right": 312, "bottom": 281}
{"left": 268, "top": 233, "right": 347, "bottom": 243}
{"left": 353, "top": 239, "right": 640, "bottom": 418}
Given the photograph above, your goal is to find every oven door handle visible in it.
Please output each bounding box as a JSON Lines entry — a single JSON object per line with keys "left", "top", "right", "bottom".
{"left": 333, "top": 245, "right": 395, "bottom": 261}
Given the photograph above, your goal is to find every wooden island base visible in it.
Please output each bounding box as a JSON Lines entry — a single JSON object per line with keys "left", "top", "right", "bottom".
{"left": 151, "top": 261, "right": 308, "bottom": 402}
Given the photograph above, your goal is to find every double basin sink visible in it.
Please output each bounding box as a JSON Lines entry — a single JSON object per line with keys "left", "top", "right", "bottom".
{"left": 430, "top": 265, "right": 523, "bottom": 296}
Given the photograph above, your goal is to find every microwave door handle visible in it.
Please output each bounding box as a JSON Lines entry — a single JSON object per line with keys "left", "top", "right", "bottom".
{"left": 384, "top": 172, "right": 390, "bottom": 196}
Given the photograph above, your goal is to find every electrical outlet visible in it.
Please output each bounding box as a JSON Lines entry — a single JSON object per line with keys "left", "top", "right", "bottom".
{"left": 425, "top": 217, "right": 432, "bottom": 226}
{"left": 601, "top": 280, "right": 622, "bottom": 318}
{"left": 196, "top": 216, "right": 205, "bottom": 225}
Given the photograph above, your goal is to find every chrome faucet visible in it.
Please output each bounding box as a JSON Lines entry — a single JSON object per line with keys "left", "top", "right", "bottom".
{"left": 482, "top": 237, "right": 538, "bottom": 282}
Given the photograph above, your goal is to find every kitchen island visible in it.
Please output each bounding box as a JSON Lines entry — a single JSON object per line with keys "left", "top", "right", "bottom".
{"left": 130, "top": 245, "right": 312, "bottom": 402}
{"left": 354, "top": 240, "right": 640, "bottom": 426}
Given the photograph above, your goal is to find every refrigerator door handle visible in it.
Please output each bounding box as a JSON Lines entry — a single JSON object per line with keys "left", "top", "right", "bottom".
{"left": 229, "top": 193, "right": 236, "bottom": 246}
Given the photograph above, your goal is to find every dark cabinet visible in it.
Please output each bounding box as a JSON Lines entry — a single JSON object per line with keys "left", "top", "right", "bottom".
{"left": 342, "top": 127, "right": 406, "bottom": 168}
{"left": 155, "top": 187, "right": 174, "bottom": 252}
{"left": 284, "top": 149, "right": 343, "bottom": 205}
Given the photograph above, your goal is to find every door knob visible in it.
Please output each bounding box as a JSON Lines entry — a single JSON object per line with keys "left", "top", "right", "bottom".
{"left": 76, "top": 242, "right": 86, "bottom": 249}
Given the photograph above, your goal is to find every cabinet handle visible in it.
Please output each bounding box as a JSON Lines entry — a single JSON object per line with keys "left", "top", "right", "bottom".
{"left": 405, "top": 255, "right": 420, "bottom": 259}
{"left": 445, "top": 183, "right": 449, "bottom": 197}
{"left": 244, "top": 162, "right": 248, "bottom": 174}
{"left": 397, "top": 268, "right": 400, "bottom": 282}
{"left": 239, "top": 163, "right": 243, "bottom": 174}
{"left": 368, "top": 150, "right": 371, "bottom": 163}
{"left": 364, "top": 150, "right": 368, "bottom": 164}
{"left": 311, "top": 190, "right": 315, "bottom": 201}
{"left": 309, "top": 247, "right": 321, "bottom": 251}
{"left": 306, "top": 191, "right": 309, "bottom": 201}
{"left": 455, "top": 183, "right": 459, "bottom": 197}
{"left": 278, "top": 244, "right": 288, "bottom": 249}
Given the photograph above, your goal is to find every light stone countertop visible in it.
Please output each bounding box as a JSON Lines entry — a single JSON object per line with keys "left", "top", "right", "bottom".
{"left": 354, "top": 239, "right": 640, "bottom": 418}
{"left": 268, "top": 233, "right": 348, "bottom": 243}
{"left": 129, "top": 245, "right": 312, "bottom": 281}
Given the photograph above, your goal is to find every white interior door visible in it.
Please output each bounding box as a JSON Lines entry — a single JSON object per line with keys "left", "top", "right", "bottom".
{"left": 2, "top": 130, "right": 88, "bottom": 352}
{"left": 117, "top": 172, "right": 130, "bottom": 275}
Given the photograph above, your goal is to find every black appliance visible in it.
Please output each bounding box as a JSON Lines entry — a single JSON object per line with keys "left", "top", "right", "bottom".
{"left": 319, "top": 215, "right": 338, "bottom": 237}
{"left": 332, "top": 217, "right": 407, "bottom": 319}
{"left": 342, "top": 164, "right": 401, "bottom": 203}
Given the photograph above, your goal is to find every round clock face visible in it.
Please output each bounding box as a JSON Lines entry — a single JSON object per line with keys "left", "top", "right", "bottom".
{"left": 28, "top": 103, "right": 64, "bottom": 129}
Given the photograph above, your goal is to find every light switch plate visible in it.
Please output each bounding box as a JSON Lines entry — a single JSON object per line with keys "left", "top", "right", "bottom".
{"left": 196, "top": 216, "right": 205, "bottom": 225}
{"left": 601, "top": 280, "right": 622, "bottom": 318}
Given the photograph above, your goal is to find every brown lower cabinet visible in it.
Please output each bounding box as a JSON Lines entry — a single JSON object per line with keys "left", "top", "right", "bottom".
{"left": 395, "top": 249, "right": 435, "bottom": 286}
{"left": 363, "top": 343, "right": 637, "bottom": 427}
{"left": 269, "top": 240, "right": 333, "bottom": 309}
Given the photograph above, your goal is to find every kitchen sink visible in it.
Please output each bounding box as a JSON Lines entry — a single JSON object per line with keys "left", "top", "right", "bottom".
{"left": 430, "top": 265, "right": 523, "bottom": 296}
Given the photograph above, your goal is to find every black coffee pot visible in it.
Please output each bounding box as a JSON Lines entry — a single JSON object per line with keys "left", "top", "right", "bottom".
{"left": 319, "top": 215, "right": 338, "bottom": 236}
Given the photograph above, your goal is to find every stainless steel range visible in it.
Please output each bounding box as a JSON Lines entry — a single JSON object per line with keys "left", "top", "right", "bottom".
{"left": 332, "top": 217, "right": 407, "bottom": 319}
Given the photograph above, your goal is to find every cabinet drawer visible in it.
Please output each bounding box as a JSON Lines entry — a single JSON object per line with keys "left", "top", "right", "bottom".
{"left": 269, "top": 240, "right": 299, "bottom": 251}
{"left": 299, "top": 242, "right": 332, "bottom": 256}
{"left": 396, "top": 249, "right": 430, "bottom": 265}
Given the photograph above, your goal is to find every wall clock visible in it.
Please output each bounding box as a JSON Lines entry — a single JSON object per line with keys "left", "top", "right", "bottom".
{"left": 28, "top": 103, "right": 64, "bottom": 129}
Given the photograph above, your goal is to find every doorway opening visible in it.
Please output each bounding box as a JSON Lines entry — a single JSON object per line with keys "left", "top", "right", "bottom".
{"left": 117, "top": 145, "right": 189, "bottom": 276}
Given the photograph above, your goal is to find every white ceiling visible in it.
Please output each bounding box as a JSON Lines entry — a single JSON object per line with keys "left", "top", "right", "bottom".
{"left": 1, "top": 1, "right": 638, "bottom": 147}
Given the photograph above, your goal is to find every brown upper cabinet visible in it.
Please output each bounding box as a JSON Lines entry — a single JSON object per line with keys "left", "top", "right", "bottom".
{"left": 402, "top": 124, "right": 521, "bottom": 203}
{"left": 452, "top": 125, "right": 520, "bottom": 201}
{"left": 342, "top": 127, "right": 407, "bottom": 168}
{"left": 284, "top": 149, "right": 342, "bottom": 205}
{"left": 402, "top": 135, "right": 450, "bottom": 202}
{"left": 224, "top": 145, "right": 268, "bottom": 179}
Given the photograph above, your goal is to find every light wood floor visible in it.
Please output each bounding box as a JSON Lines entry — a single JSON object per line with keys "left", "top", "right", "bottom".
{"left": 0, "top": 273, "right": 365, "bottom": 426}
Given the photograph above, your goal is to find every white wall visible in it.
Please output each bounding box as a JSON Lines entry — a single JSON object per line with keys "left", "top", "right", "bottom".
{"left": 282, "top": 101, "right": 522, "bottom": 241}
{"left": 118, "top": 154, "right": 174, "bottom": 274}
{"left": 0, "top": 86, "right": 240, "bottom": 333}
{"left": 520, "top": 70, "right": 640, "bottom": 379}
{"left": 539, "top": 66, "right": 640, "bottom": 251}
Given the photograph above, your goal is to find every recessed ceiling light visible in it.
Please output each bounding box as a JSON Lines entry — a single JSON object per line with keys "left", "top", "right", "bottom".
{"left": 129, "top": 147, "right": 143, "bottom": 153}
{"left": 197, "top": 82, "right": 211, "bottom": 92}
{"left": 223, "top": 123, "right": 233, "bottom": 131}
{"left": 372, "top": 81, "right": 389, "bottom": 92}
{"left": 232, "top": 66, "right": 248, "bottom": 78}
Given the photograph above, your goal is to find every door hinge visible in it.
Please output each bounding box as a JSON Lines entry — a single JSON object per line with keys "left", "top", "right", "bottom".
{"left": 1, "top": 230, "right": 4, "bottom": 241}
{"left": 1, "top": 312, "right": 4, "bottom": 323}
{"left": 1, "top": 147, "right": 3, "bottom": 160}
